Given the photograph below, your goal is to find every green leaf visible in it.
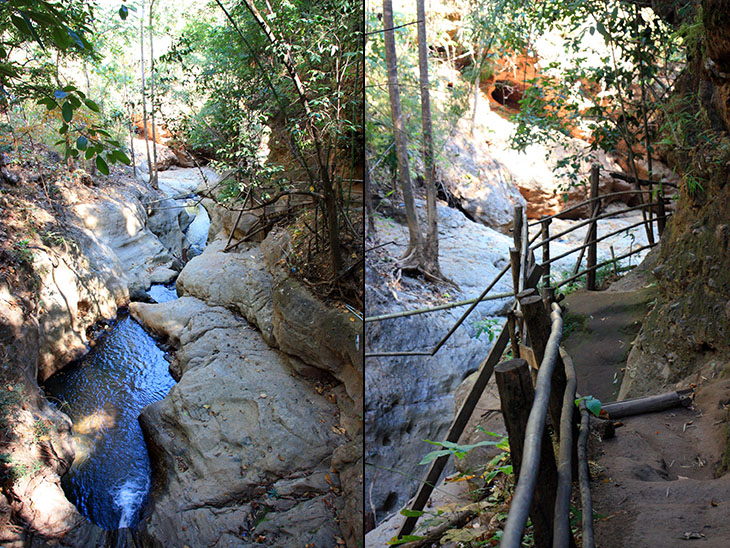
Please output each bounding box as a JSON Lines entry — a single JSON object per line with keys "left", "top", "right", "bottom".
{"left": 0, "top": 63, "right": 19, "bottom": 78}
{"left": 113, "top": 150, "right": 131, "bottom": 165}
{"left": 119, "top": 5, "right": 129, "bottom": 20}
{"left": 50, "top": 26, "right": 71, "bottom": 50}
{"left": 61, "top": 102, "right": 73, "bottom": 123}
{"left": 418, "top": 449, "right": 451, "bottom": 465}
{"left": 67, "top": 28, "right": 84, "bottom": 49}
{"left": 59, "top": 123, "right": 68, "bottom": 135}
{"left": 85, "top": 148, "right": 95, "bottom": 160}
{"left": 68, "top": 95, "right": 81, "bottom": 109}
{"left": 96, "top": 156, "right": 109, "bottom": 175}
{"left": 84, "top": 98, "right": 100, "bottom": 112}
{"left": 399, "top": 508, "right": 425, "bottom": 518}
{"left": 18, "top": 11, "right": 44, "bottom": 50}
{"left": 10, "top": 15, "right": 31, "bottom": 37}
{"left": 26, "top": 11, "right": 57, "bottom": 27}
{"left": 575, "top": 395, "right": 602, "bottom": 417}
{"left": 76, "top": 136, "right": 88, "bottom": 150}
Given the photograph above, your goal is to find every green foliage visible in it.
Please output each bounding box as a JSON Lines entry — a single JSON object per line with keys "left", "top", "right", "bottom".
{"left": 575, "top": 394, "right": 602, "bottom": 417}
{"left": 473, "top": 317, "right": 500, "bottom": 341}
{"left": 36, "top": 84, "right": 130, "bottom": 167}
{"left": 419, "top": 430, "right": 506, "bottom": 464}
{"left": 32, "top": 419, "right": 51, "bottom": 442}
{"left": 509, "top": 1, "right": 693, "bottom": 191}
{"left": 12, "top": 239, "right": 34, "bottom": 265}
{"left": 365, "top": 7, "right": 471, "bottom": 180}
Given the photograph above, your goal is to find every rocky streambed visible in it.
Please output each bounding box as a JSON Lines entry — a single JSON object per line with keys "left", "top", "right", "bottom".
{"left": 0, "top": 164, "right": 362, "bottom": 547}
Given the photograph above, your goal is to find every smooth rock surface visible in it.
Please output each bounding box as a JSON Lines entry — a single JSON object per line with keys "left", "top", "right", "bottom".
{"left": 176, "top": 240, "right": 276, "bottom": 345}
{"left": 130, "top": 297, "right": 344, "bottom": 547}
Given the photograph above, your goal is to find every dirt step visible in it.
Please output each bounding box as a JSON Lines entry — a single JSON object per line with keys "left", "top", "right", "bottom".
{"left": 591, "top": 379, "right": 730, "bottom": 548}
{"left": 561, "top": 285, "right": 657, "bottom": 403}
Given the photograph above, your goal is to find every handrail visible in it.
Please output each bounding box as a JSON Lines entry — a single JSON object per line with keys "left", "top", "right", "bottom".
{"left": 554, "top": 348, "right": 578, "bottom": 547}
{"left": 500, "top": 302, "right": 563, "bottom": 548}
{"left": 364, "top": 291, "right": 514, "bottom": 322}
{"left": 526, "top": 189, "right": 659, "bottom": 228}
{"left": 365, "top": 232, "right": 541, "bottom": 357}
{"left": 554, "top": 242, "right": 655, "bottom": 288}
{"left": 528, "top": 202, "right": 661, "bottom": 251}
{"left": 577, "top": 399, "right": 596, "bottom": 548}
{"left": 537, "top": 213, "right": 671, "bottom": 267}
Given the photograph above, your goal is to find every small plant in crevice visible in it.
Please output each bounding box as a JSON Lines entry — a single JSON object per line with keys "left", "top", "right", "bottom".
{"left": 473, "top": 317, "right": 501, "bottom": 342}
{"left": 11, "top": 239, "right": 34, "bottom": 266}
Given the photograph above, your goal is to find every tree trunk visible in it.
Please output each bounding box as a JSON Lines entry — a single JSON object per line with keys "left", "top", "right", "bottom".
{"left": 416, "top": 0, "right": 441, "bottom": 278}
{"left": 148, "top": 0, "right": 159, "bottom": 188}
{"left": 139, "top": 0, "right": 156, "bottom": 190}
{"left": 235, "top": 0, "right": 343, "bottom": 274}
{"left": 383, "top": 0, "right": 423, "bottom": 266}
{"left": 365, "top": 156, "right": 376, "bottom": 236}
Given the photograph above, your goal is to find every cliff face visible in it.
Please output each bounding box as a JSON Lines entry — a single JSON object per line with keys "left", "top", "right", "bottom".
{"left": 620, "top": 0, "right": 730, "bottom": 398}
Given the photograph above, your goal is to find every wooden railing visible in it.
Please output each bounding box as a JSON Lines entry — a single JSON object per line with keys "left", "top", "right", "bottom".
{"left": 389, "top": 165, "right": 675, "bottom": 545}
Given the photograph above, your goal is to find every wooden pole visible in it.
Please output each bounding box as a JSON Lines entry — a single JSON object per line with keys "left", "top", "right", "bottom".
{"left": 513, "top": 205, "right": 523, "bottom": 251}
{"left": 541, "top": 219, "right": 551, "bottom": 287}
{"left": 657, "top": 191, "right": 666, "bottom": 237}
{"left": 508, "top": 311, "right": 519, "bottom": 359}
{"left": 496, "top": 358, "right": 559, "bottom": 548}
{"left": 397, "top": 325, "right": 511, "bottom": 539}
{"left": 602, "top": 389, "right": 693, "bottom": 419}
{"left": 586, "top": 165, "right": 600, "bottom": 290}
{"left": 520, "top": 294, "right": 566, "bottom": 434}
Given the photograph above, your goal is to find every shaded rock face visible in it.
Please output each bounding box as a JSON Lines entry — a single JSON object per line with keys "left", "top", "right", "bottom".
{"left": 365, "top": 204, "right": 514, "bottom": 519}
{"left": 70, "top": 190, "right": 177, "bottom": 300}
{"left": 130, "top": 297, "right": 345, "bottom": 547}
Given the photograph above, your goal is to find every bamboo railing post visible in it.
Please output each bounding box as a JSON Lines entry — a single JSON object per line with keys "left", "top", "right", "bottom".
{"left": 541, "top": 219, "right": 551, "bottom": 287}
{"left": 496, "top": 358, "right": 559, "bottom": 548}
{"left": 586, "top": 165, "right": 600, "bottom": 290}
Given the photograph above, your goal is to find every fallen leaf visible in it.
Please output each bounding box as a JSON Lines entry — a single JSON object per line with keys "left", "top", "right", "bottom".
{"left": 259, "top": 393, "right": 267, "bottom": 399}
{"left": 681, "top": 532, "right": 705, "bottom": 540}
{"left": 711, "top": 498, "right": 719, "bottom": 507}
{"left": 203, "top": 404, "right": 210, "bottom": 409}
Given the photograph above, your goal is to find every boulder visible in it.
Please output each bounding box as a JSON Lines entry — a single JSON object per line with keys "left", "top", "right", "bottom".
{"left": 272, "top": 276, "right": 363, "bottom": 415}
{"left": 176, "top": 240, "right": 276, "bottom": 345}
{"left": 71, "top": 192, "right": 176, "bottom": 299}
{"left": 130, "top": 297, "right": 345, "bottom": 547}
{"left": 442, "top": 132, "right": 525, "bottom": 233}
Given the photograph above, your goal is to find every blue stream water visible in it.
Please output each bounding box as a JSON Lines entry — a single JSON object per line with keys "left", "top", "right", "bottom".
{"left": 43, "top": 284, "right": 178, "bottom": 530}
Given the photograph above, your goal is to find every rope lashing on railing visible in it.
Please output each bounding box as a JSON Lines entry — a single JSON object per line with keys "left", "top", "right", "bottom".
{"left": 499, "top": 302, "right": 563, "bottom": 548}
{"left": 554, "top": 349, "right": 578, "bottom": 547}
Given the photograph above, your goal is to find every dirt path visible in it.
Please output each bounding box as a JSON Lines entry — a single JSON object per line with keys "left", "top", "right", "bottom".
{"left": 561, "top": 260, "right": 730, "bottom": 547}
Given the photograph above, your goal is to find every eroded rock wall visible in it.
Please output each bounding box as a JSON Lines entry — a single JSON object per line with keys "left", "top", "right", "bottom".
{"left": 620, "top": 0, "right": 730, "bottom": 399}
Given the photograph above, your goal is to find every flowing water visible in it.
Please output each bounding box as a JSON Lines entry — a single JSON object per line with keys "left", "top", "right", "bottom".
{"left": 43, "top": 286, "right": 178, "bottom": 530}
